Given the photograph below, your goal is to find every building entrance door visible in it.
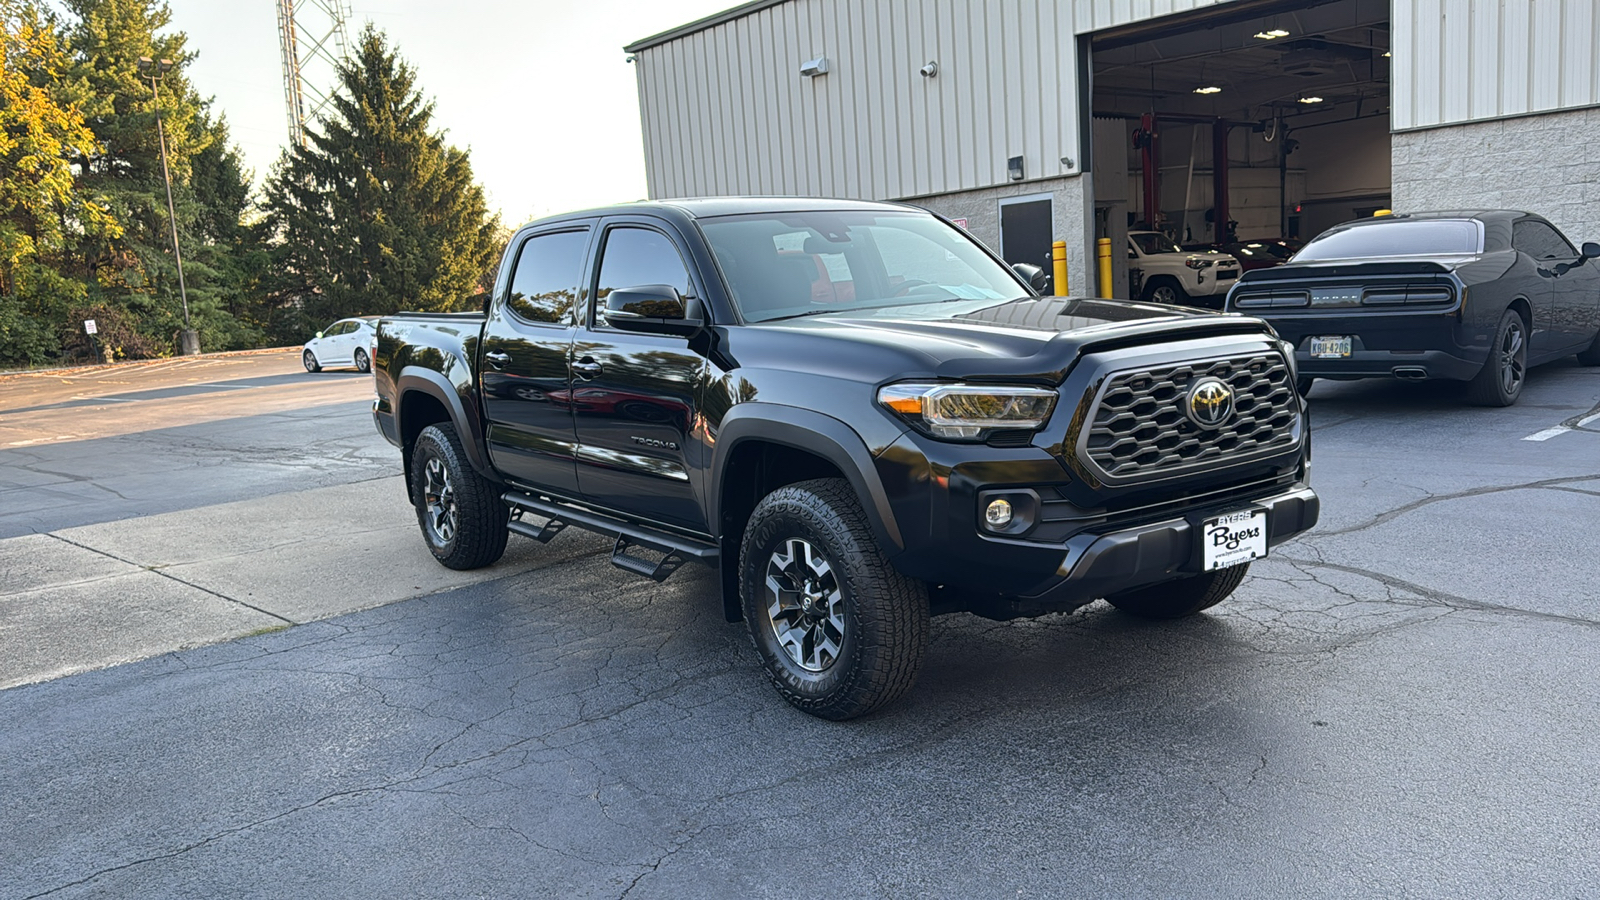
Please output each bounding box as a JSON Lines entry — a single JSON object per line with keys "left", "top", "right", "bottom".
{"left": 999, "top": 195, "right": 1054, "bottom": 283}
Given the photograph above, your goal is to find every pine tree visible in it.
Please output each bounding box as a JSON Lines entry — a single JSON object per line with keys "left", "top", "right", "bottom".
{"left": 263, "top": 27, "right": 499, "bottom": 336}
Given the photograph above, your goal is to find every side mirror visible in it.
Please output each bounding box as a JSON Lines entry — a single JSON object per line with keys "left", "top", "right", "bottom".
{"left": 1011, "top": 263, "right": 1049, "bottom": 294}
{"left": 1583, "top": 242, "right": 1600, "bottom": 259}
{"left": 315, "top": 331, "right": 324, "bottom": 339}
{"left": 603, "top": 284, "right": 703, "bottom": 336}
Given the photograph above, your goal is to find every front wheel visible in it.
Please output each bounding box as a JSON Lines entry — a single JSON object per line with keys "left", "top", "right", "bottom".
{"left": 1465, "top": 309, "right": 1527, "bottom": 407}
{"left": 1104, "top": 564, "right": 1250, "bottom": 620}
{"left": 1576, "top": 328, "right": 1600, "bottom": 366}
{"left": 1142, "top": 276, "right": 1188, "bottom": 306}
{"left": 739, "top": 478, "right": 929, "bottom": 720}
{"left": 302, "top": 350, "right": 321, "bottom": 373}
{"left": 354, "top": 348, "right": 371, "bottom": 373}
{"left": 410, "top": 424, "right": 509, "bottom": 570}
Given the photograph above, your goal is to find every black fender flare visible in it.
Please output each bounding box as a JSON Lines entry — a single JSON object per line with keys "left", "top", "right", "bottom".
{"left": 395, "top": 366, "right": 495, "bottom": 479}
{"left": 709, "top": 403, "right": 905, "bottom": 555}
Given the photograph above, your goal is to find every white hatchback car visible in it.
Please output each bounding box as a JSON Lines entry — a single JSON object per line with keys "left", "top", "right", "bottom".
{"left": 302, "top": 316, "right": 379, "bottom": 373}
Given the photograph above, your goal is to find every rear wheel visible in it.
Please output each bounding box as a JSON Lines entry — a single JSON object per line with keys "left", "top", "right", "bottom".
{"left": 354, "top": 348, "right": 371, "bottom": 373}
{"left": 302, "top": 350, "right": 321, "bottom": 373}
{"left": 1142, "top": 276, "right": 1187, "bottom": 306}
{"left": 1105, "top": 564, "right": 1250, "bottom": 620}
{"left": 739, "top": 478, "right": 929, "bottom": 720}
{"left": 410, "top": 423, "right": 509, "bottom": 570}
{"left": 1465, "top": 309, "right": 1527, "bottom": 407}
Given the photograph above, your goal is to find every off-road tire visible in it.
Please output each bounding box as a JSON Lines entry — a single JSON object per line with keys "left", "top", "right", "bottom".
{"left": 739, "top": 478, "right": 929, "bottom": 720}
{"left": 410, "top": 423, "right": 509, "bottom": 570}
{"left": 1142, "top": 276, "right": 1188, "bottom": 306}
{"left": 1465, "top": 309, "right": 1527, "bottom": 407}
{"left": 302, "top": 350, "right": 320, "bottom": 373}
{"left": 354, "top": 348, "right": 371, "bottom": 373}
{"left": 1104, "top": 563, "right": 1250, "bottom": 620}
{"left": 1576, "top": 328, "right": 1600, "bottom": 366}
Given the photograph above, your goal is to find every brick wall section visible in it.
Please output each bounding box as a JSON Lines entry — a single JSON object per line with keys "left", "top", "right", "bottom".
{"left": 907, "top": 176, "right": 1091, "bottom": 295}
{"left": 1392, "top": 107, "right": 1600, "bottom": 246}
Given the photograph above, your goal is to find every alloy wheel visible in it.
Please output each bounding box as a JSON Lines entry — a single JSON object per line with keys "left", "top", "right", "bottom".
{"left": 1499, "top": 319, "right": 1526, "bottom": 396}
{"left": 763, "top": 537, "right": 845, "bottom": 673}
{"left": 422, "top": 455, "right": 457, "bottom": 544}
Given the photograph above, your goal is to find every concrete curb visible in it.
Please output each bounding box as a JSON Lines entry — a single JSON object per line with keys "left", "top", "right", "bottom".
{"left": 0, "top": 346, "right": 299, "bottom": 381}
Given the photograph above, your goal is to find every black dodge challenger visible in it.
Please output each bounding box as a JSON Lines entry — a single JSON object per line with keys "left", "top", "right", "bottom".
{"left": 1224, "top": 210, "right": 1600, "bottom": 406}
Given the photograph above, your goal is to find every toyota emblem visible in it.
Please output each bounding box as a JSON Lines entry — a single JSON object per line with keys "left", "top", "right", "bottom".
{"left": 1186, "top": 377, "right": 1235, "bottom": 429}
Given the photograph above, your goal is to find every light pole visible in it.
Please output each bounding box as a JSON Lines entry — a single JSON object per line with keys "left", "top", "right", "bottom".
{"left": 138, "top": 56, "right": 198, "bottom": 356}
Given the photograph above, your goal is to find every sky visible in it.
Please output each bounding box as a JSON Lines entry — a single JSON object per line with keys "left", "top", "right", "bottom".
{"left": 169, "top": 0, "right": 734, "bottom": 224}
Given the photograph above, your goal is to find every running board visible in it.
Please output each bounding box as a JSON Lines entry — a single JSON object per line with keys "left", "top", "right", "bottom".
{"left": 502, "top": 492, "right": 718, "bottom": 583}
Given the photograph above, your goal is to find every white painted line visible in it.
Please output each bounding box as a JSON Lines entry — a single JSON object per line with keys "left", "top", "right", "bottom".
{"left": 1578, "top": 412, "right": 1600, "bottom": 429}
{"left": 1523, "top": 426, "right": 1571, "bottom": 442}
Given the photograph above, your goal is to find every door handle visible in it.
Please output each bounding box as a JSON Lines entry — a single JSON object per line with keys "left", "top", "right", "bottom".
{"left": 572, "top": 358, "right": 603, "bottom": 379}
{"left": 485, "top": 351, "right": 511, "bottom": 369}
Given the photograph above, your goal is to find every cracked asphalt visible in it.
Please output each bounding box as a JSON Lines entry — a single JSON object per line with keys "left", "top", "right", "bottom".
{"left": 3, "top": 353, "right": 1598, "bottom": 898}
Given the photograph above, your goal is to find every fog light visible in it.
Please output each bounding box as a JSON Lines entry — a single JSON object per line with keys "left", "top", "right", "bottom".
{"left": 984, "top": 499, "right": 1014, "bottom": 528}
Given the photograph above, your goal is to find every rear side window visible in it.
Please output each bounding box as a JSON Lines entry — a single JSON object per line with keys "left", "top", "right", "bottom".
{"left": 1295, "top": 220, "right": 1482, "bottom": 261}
{"left": 594, "top": 227, "right": 693, "bottom": 321}
{"left": 506, "top": 230, "right": 589, "bottom": 324}
{"left": 1513, "top": 220, "right": 1577, "bottom": 260}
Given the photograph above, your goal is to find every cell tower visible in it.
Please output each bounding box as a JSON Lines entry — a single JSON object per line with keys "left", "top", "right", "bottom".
{"left": 276, "top": 0, "right": 355, "bottom": 147}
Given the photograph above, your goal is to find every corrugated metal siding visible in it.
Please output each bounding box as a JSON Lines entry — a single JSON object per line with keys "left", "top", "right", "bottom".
{"left": 1070, "top": 0, "right": 1240, "bottom": 33}
{"left": 632, "top": 0, "right": 1083, "bottom": 200}
{"left": 1394, "top": 0, "right": 1600, "bottom": 130}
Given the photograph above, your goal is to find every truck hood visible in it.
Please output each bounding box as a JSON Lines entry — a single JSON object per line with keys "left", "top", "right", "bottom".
{"left": 728, "top": 296, "right": 1276, "bottom": 384}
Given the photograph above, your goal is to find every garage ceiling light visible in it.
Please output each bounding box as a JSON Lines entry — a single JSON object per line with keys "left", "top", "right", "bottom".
{"left": 1254, "top": 28, "right": 1291, "bottom": 39}
{"left": 1382, "top": 51, "right": 1392, "bottom": 57}
{"left": 1298, "top": 96, "right": 1324, "bottom": 104}
{"left": 1194, "top": 85, "right": 1222, "bottom": 94}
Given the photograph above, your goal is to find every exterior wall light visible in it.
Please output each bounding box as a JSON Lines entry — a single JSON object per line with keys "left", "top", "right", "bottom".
{"left": 920, "top": 61, "right": 938, "bottom": 77}
{"left": 1007, "top": 155, "right": 1024, "bottom": 181}
{"left": 800, "top": 56, "right": 829, "bottom": 77}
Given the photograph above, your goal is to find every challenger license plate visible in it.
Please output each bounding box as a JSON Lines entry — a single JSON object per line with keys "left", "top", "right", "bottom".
{"left": 1309, "top": 336, "right": 1353, "bottom": 359}
{"left": 1201, "top": 510, "right": 1268, "bottom": 571}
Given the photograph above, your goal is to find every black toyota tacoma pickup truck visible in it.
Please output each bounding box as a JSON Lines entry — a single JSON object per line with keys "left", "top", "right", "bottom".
{"left": 373, "top": 198, "right": 1318, "bottom": 720}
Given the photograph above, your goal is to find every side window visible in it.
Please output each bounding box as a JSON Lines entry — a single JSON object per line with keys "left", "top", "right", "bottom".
{"left": 1515, "top": 221, "right": 1576, "bottom": 260}
{"left": 594, "top": 227, "right": 692, "bottom": 321}
{"left": 506, "top": 230, "right": 589, "bottom": 324}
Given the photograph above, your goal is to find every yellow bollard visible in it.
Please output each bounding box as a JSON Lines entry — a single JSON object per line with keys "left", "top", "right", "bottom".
{"left": 1096, "top": 237, "right": 1114, "bottom": 299}
{"left": 1051, "top": 241, "right": 1068, "bottom": 296}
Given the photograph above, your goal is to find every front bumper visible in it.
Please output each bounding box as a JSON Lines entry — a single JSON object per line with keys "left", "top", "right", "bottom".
{"left": 1018, "top": 484, "right": 1317, "bottom": 608}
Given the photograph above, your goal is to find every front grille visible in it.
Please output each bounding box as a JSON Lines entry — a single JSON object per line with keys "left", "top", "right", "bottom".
{"left": 1079, "top": 353, "right": 1300, "bottom": 483}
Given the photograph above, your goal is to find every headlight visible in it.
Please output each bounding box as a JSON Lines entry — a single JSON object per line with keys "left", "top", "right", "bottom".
{"left": 1185, "top": 257, "right": 1215, "bottom": 269}
{"left": 878, "top": 383, "right": 1057, "bottom": 440}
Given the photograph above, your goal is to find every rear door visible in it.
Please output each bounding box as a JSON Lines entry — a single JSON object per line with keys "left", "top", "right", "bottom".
{"left": 570, "top": 218, "right": 709, "bottom": 533}
{"left": 479, "top": 223, "right": 594, "bottom": 497}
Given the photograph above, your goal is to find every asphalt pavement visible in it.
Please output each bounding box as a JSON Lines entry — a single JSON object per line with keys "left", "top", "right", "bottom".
{"left": 2, "top": 351, "right": 1598, "bottom": 898}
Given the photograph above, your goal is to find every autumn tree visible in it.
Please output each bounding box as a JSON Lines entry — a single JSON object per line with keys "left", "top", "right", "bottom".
{"left": 262, "top": 27, "right": 499, "bottom": 337}
{"left": 0, "top": 0, "right": 121, "bottom": 365}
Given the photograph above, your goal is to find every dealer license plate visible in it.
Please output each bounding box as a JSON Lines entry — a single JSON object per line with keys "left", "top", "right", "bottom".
{"left": 1309, "top": 336, "right": 1352, "bottom": 359}
{"left": 1201, "top": 510, "right": 1268, "bottom": 571}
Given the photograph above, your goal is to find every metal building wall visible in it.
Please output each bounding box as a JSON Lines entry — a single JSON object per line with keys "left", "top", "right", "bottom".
{"left": 1068, "top": 0, "right": 1241, "bottom": 32}
{"left": 1393, "top": 0, "right": 1600, "bottom": 130}
{"left": 630, "top": 0, "right": 1082, "bottom": 201}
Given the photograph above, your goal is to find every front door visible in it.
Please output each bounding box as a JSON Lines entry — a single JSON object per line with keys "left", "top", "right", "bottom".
{"left": 480, "top": 225, "right": 593, "bottom": 497}
{"left": 571, "top": 220, "right": 709, "bottom": 533}
{"left": 1511, "top": 219, "right": 1565, "bottom": 355}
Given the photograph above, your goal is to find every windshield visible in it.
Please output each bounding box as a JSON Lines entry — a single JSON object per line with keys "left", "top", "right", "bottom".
{"left": 1295, "top": 220, "right": 1483, "bottom": 261}
{"left": 1131, "top": 233, "right": 1184, "bottom": 255}
{"left": 698, "top": 210, "right": 1025, "bottom": 323}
